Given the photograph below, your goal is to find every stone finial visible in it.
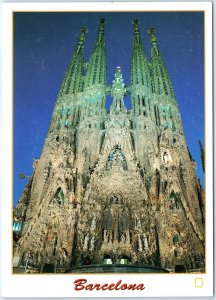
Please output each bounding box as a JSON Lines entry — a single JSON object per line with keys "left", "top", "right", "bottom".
{"left": 132, "top": 19, "right": 142, "bottom": 44}
{"left": 132, "top": 19, "right": 140, "bottom": 34}
{"left": 111, "top": 66, "right": 125, "bottom": 98}
{"left": 77, "top": 26, "right": 88, "bottom": 53}
{"left": 110, "top": 67, "right": 126, "bottom": 114}
{"left": 78, "top": 26, "right": 88, "bottom": 46}
{"left": 148, "top": 27, "right": 157, "bottom": 45}
{"left": 80, "top": 26, "right": 88, "bottom": 41}
{"left": 99, "top": 18, "right": 106, "bottom": 33}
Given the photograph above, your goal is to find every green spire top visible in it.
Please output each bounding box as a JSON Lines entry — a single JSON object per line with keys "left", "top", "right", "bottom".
{"left": 148, "top": 28, "right": 157, "bottom": 46}
{"left": 97, "top": 18, "right": 106, "bottom": 43}
{"left": 99, "top": 18, "right": 106, "bottom": 33}
{"left": 132, "top": 19, "right": 140, "bottom": 30}
{"left": 131, "top": 19, "right": 151, "bottom": 88}
{"left": 132, "top": 19, "right": 141, "bottom": 42}
{"left": 76, "top": 26, "right": 88, "bottom": 53}
{"left": 84, "top": 18, "right": 107, "bottom": 88}
{"left": 148, "top": 27, "right": 175, "bottom": 98}
{"left": 58, "top": 26, "right": 87, "bottom": 97}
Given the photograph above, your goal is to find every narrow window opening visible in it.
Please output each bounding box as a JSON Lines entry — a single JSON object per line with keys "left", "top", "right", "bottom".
{"left": 156, "top": 107, "right": 161, "bottom": 125}
{"left": 53, "top": 234, "right": 58, "bottom": 256}
{"left": 103, "top": 255, "right": 112, "bottom": 265}
{"left": 100, "top": 133, "right": 105, "bottom": 153}
{"left": 130, "top": 133, "right": 135, "bottom": 152}
{"left": 154, "top": 106, "right": 158, "bottom": 126}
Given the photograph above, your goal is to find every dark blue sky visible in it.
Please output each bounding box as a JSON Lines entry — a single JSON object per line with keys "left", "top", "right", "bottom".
{"left": 14, "top": 12, "right": 204, "bottom": 206}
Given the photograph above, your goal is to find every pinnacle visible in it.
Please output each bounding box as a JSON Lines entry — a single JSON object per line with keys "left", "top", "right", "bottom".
{"left": 80, "top": 26, "right": 88, "bottom": 37}
{"left": 112, "top": 66, "right": 125, "bottom": 91}
{"left": 132, "top": 19, "right": 141, "bottom": 35}
{"left": 148, "top": 27, "right": 157, "bottom": 45}
{"left": 99, "top": 18, "right": 106, "bottom": 33}
{"left": 148, "top": 27, "right": 156, "bottom": 34}
{"left": 110, "top": 67, "right": 126, "bottom": 114}
{"left": 78, "top": 26, "right": 88, "bottom": 47}
{"left": 132, "top": 19, "right": 140, "bottom": 25}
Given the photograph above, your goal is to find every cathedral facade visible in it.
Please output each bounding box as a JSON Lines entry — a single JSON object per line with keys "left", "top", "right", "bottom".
{"left": 13, "top": 19, "right": 205, "bottom": 273}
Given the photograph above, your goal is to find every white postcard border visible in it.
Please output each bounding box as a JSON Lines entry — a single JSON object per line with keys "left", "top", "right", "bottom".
{"left": 1, "top": 1, "right": 213, "bottom": 298}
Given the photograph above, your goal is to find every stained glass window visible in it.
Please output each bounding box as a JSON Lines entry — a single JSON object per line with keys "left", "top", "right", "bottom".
{"left": 173, "top": 234, "right": 179, "bottom": 244}
{"left": 53, "top": 188, "right": 65, "bottom": 206}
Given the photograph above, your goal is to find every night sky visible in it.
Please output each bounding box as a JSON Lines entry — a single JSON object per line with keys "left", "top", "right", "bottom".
{"left": 14, "top": 12, "right": 204, "bottom": 207}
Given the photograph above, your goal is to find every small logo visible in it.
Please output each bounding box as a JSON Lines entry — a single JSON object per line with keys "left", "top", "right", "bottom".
{"left": 195, "top": 278, "right": 203, "bottom": 288}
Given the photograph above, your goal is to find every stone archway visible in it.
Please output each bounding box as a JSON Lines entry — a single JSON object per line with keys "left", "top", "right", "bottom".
{"left": 42, "top": 263, "right": 55, "bottom": 273}
{"left": 175, "top": 264, "right": 186, "bottom": 273}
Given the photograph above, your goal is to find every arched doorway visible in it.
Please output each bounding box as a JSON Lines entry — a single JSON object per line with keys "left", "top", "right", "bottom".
{"left": 175, "top": 264, "right": 186, "bottom": 273}
{"left": 103, "top": 254, "right": 113, "bottom": 265}
{"left": 42, "top": 263, "right": 55, "bottom": 273}
{"left": 119, "top": 255, "right": 131, "bottom": 265}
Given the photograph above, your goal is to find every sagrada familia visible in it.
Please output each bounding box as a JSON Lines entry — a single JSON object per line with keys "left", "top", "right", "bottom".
{"left": 13, "top": 19, "right": 205, "bottom": 273}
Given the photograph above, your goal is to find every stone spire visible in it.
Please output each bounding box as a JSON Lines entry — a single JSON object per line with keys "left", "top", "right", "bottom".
{"left": 84, "top": 18, "right": 107, "bottom": 88}
{"left": 131, "top": 19, "right": 151, "bottom": 88}
{"left": 110, "top": 67, "right": 126, "bottom": 114}
{"left": 148, "top": 28, "right": 175, "bottom": 98}
{"left": 58, "top": 26, "right": 87, "bottom": 97}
